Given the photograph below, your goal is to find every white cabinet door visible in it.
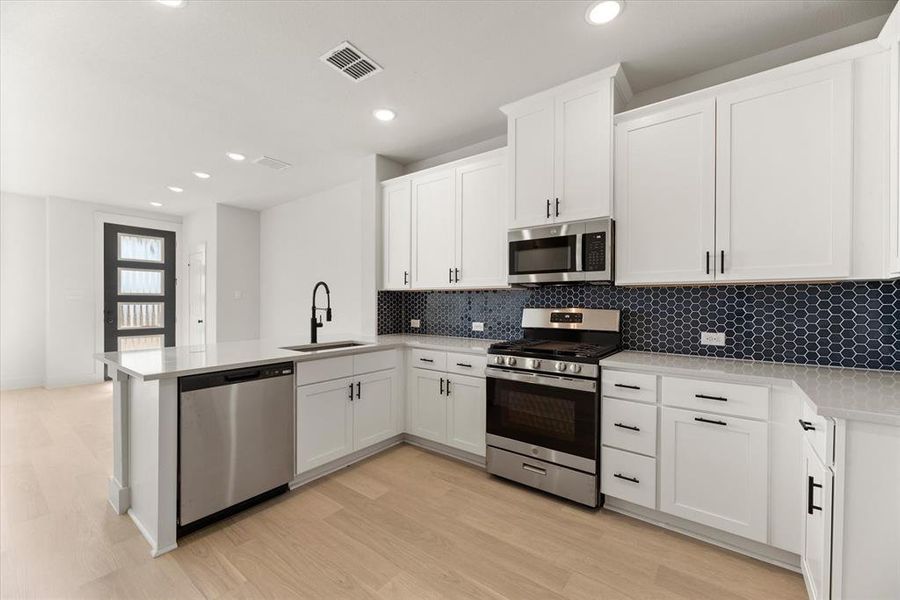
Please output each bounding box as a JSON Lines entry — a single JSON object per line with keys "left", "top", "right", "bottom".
{"left": 659, "top": 407, "right": 768, "bottom": 542}
{"left": 715, "top": 62, "right": 852, "bottom": 281}
{"left": 408, "top": 368, "right": 447, "bottom": 443}
{"left": 554, "top": 80, "right": 613, "bottom": 222}
{"left": 411, "top": 170, "right": 456, "bottom": 288}
{"left": 382, "top": 180, "right": 411, "bottom": 290}
{"left": 297, "top": 377, "right": 354, "bottom": 473}
{"left": 353, "top": 369, "right": 399, "bottom": 450}
{"left": 446, "top": 374, "right": 485, "bottom": 456}
{"left": 890, "top": 42, "right": 900, "bottom": 276}
{"left": 614, "top": 100, "right": 716, "bottom": 284}
{"left": 507, "top": 99, "right": 555, "bottom": 229}
{"left": 801, "top": 438, "right": 833, "bottom": 600}
{"left": 455, "top": 155, "right": 507, "bottom": 288}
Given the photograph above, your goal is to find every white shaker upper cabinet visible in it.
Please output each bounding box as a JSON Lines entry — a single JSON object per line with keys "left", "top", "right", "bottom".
{"left": 614, "top": 100, "right": 716, "bottom": 284}
{"left": 715, "top": 62, "right": 853, "bottom": 281}
{"left": 889, "top": 42, "right": 900, "bottom": 277}
{"left": 455, "top": 154, "right": 507, "bottom": 288}
{"left": 507, "top": 98, "right": 555, "bottom": 228}
{"left": 382, "top": 180, "right": 411, "bottom": 290}
{"left": 411, "top": 170, "right": 455, "bottom": 289}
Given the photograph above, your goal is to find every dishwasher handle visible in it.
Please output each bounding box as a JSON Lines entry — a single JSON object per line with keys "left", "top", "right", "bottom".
{"left": 180, "top": 362, "right": 294, "bottom": 392}
{"left": 224, "top": 370, "right": 261, "bottom": 384}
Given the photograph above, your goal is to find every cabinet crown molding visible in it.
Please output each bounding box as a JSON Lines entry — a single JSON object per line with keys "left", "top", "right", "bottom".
{"left": 499, "top": 63, "right": 630, "bottom": 115}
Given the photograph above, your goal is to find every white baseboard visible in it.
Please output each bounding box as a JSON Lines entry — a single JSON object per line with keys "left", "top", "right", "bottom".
{"left": 403, "top": 434, "right": 486, "bottom": 468}
{"left": 0, "top": 375, "right": 46, "bottom": 391}
{"left": 107, "top": 476, "right": 129, "bottom": 515}
{"left": 290, "top": 435, "right": 405, "bottom": 488}
{"left": 127, "top": 508, "right": 176, "bottom": 558}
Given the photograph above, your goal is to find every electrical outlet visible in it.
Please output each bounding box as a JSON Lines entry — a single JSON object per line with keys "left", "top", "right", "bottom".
{"left": 410, "top": 319, "right": 421, "bottom": 329}
{"left": 700, "top": 332, "right": 726, "bottom": 346}
{"left": 472, "top": 322, "right": 484, "bottom": 332}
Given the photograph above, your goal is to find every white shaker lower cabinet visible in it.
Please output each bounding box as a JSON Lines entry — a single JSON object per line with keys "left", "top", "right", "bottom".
{"left": 297, "top": 377, "right": 355, "bottom": 473}
{"left": 408, "top": 368, "right": 447, "bottom": 443}
{"left": 801, "top": 435, "right": 833, "bottom": 600}
{"left": 354, "top": 370, "right": 400, "bottom": 450}
{"left": 659, "top": 406, "right": 769, "bottom": 542}
{"left": 446, "top": 374, "right": 486, "bottom": 456}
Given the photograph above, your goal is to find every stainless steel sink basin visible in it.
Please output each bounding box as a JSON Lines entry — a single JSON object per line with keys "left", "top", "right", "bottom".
{"left": 280, "top": 341, "right": 370, "bottom": 353}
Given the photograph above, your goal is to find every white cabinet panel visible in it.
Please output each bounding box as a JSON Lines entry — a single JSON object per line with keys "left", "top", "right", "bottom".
{"left": 455, "top": 156, "right": 507, "bottom": 288}
{"left": 555, "top": 82, "right": 612, "bottom": 221}
{"left": 614, "top": 100, "right": 716, "bottom": 284}
{"left": 297, "top": 377, "right": 354, "bottom": 473}
{"left": 446, "top": 374, "right": 486, "bottom": 456}
{"left": 296, "top": 356, "right": 354, "bottom": 386}
{"left": 601, "top": 397, "right": 657, "bottom": 457}
{"left": 508, "top": 100, "right": 555, "bottom": 229}
{"left": 382, "top": 181, "right": 411, "bottom": 289}
{"left": 661, "top": 376, "right": 769, "bottom": 421}
{"left": 660, "top": 406, "right": 768, "bottom": 542}
{"left": 354, "top": 370, "right": 399, "bottom": 450}
{"left": 715, "top": 62, "right": 852, "bottom": 281}
{"left": 801, "top": 437, "right": 832, "bottom": 600}
{"left": 409, "top": 368, "right": 447, "bottom": 443}
{"left": 769, "top": 386, "right": 803, "bottom": 555}
{"left": 601, "top": 370, "right": 657, "bottom": 404}
{"left": 600, "top": 446, "right": 657, "bottom": 509}
{"left": 411, "top": 171, "right": 455, "bottom": 288}
{"left": 890, "top": 42, "right": 900, "bottom": 276}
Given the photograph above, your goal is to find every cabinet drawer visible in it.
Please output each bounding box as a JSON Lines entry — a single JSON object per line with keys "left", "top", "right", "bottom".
{"left": 601, "top": 446, "right": 657, "bottom": 509}
{"left": 297, "top": 356, "right": 354, "bottom": 386}
{"left": 800, "top": 398, "right": 832, "bottom": 466}
{"left": 662, "top": 376, "right": 769, "bottom": 420}
{"left": 601, "top": 397, "right": 657, "bottom": 457}
{"left": 601, "top": 370, "right": 657, "bottom": 404}
{"left": 411, "top": 349, "right": 446, "bottom": 371}
{"left": 353, "top": 349, "right": 397, "bottom": 375}
{"left": 446, "top": 352, "right": 487, "bottom": 377}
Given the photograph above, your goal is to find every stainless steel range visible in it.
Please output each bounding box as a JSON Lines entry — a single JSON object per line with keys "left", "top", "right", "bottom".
{"left": 485, "top": 308, "right": 622, "bottom": 507}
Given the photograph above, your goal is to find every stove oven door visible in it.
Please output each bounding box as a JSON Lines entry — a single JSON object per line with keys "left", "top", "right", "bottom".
{"left": 486, "top": 369, "right": 598, "bottom": 473}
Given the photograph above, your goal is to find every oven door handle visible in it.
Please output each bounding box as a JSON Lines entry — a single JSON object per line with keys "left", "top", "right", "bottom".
{"left": 486, "top": 368, "right": 596, "bottom": 392}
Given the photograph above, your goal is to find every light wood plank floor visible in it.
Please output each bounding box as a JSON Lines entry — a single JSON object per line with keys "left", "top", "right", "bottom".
{"left": 1, "top": 382, "right": 806, "bottom": 599}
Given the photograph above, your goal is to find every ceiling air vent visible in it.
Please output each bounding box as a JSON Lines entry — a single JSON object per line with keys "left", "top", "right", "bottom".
{"left": 320, "top": 41, "right": 382, "bottom": 82}
{"left": 252, "top": 156, "right": 292, "bottom": 171}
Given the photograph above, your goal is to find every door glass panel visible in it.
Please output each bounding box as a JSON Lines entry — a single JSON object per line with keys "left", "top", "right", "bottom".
{"left": 117, "top": 302, "right": 164, "bottom": 330}
{"left": 118, "top": 268, "right": 164, "bottom": 295}
{"left": 118, "top": 334, "right": 164, "bottom": 352}
{"left": 118, "top": 233, "right": 164, "bottom": 262}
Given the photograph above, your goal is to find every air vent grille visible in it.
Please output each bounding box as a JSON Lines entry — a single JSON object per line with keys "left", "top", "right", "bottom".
{"left": 252, "top": 156, "right": 292, "bottom": 171}
{"left": 320, "top": 41, "right": 382, "bottom": 82}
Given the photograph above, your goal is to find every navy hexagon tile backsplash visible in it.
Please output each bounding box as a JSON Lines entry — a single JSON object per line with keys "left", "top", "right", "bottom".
{"left": 377, "top": 281, "right": 900, "bottom": 370}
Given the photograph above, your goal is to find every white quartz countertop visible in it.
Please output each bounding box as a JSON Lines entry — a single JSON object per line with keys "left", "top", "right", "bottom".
{"left": 599, "top": 351, "right": 900, "bottom": 426}
{"left": 95, "top": 334, "right": 497, "bottom": 382}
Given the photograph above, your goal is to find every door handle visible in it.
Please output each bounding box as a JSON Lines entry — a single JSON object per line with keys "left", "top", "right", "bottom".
{"left": 439, "top": 378, "right": 444, "bottom": 395}
{"left": 807, "top": 476, "right": 823, "bottom": 514}
{"left": 522, "top": 463, "right": 547, "bottom": 476}
{"left": 546, "top": 199, "right": 550, "bottom": 219}
{"left": 613, "top": 473, "right": 639, "bottom": 484}
{"left": 449, "top": 268, "right": 452, "bottom": 284}
{"left": 555, "top": 197, "right": 559, "bottom": 217}
{"left": 403, "top": 271, "right": 408, "bottom": 285}
{"left": 614, "top": 423, "right": 640, "bottom": 432}
{"left": 454, "top": 268, "right": 459, "bottom": 283}
{"left": 798, "top": 419, "right": 816, "bottom": 431}
{"left": 446, "top": 379, "right": 451, "bottom": 396}
{"left": 706, "top": 251, "right": 710, "bottom": 275}
{"left": 349, "top": 382, "right": 354, "bottom": 401}
{"left": 694, "top": 416, "right": 727, "bottom": 426}
{"left": 720, "top": 250, "right": 725, "bottom": 274}
{"left": 356, "top": 381, "right": 361, "bottom": 399}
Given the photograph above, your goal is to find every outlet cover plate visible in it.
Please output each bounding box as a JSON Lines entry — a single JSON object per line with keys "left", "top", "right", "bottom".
{"left": 472, "top": 322, "right": 484, "bottom": 332}
{"left": 410, "top": 319, "right": 421, "bottom": 329}
{"left": 700, "top": 332, "right": 726, "bottom": 346}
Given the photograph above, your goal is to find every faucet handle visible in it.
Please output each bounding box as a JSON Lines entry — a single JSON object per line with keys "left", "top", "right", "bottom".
{"left": 316, "top": 314, "right": 323, "bottom": 326}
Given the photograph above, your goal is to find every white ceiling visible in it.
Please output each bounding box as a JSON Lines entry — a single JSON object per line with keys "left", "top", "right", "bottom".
{"left": 1, "top": 0, "right": 894, "bottom": 215}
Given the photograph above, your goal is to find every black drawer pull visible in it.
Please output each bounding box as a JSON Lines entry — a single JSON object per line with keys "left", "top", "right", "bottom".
{"left": 614, "top": 423, "right": 640, "bottom": 432}
{"left": 798, "top": 419, "right": 816, "bottom": 432}
{"left": 694, "top": 416, "right": 727, "bottom": 426}
{"left": 419, "top": 358, "right": 434, "bottom": 363}
{"left": 456, "top": 362, "right": 472, "bottom": 368}
{"left": 613, "top": 473, "right": 639, "bottom": 484}
{"left": 695, "top": 394, "right": 728, "bottom": 402}
{"left": 614, "top": 383, "right": 640, "bottom": 390}
{"left": 807, "top": 476, "right": 823, "bottom": 514}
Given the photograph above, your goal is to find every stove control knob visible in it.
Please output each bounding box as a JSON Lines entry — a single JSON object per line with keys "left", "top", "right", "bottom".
{"left": 507, "top": 357, "right": 517, "bottom": 367}
{"left": 493, "top": 356, "right": 505, "bottom": 365}
{"left": 569, "top": 364, "right": 582, "bottom": 374}
{"left": 530, "top": 359, "right": 542, "bottom": 369}
{"left": 555, "top": 362, "right": 567, "bottom": 372}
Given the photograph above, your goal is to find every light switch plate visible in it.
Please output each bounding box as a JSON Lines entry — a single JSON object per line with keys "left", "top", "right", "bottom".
{"left": 700, "top": 332, "right": 726, "bottom": 346}
{"left": 410, "top": 319, "right": 421, "bottom": 329}
{"left": 472, "top": 322, "right": 484, "bottom": 332}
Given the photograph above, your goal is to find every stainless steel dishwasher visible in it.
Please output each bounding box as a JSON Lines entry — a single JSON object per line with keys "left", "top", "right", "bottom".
{"left": 178, "top": 362, "right": 294, "bottom": 535}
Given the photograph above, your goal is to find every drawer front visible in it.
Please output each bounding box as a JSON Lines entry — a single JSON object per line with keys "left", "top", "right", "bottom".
{"left": 601, "top": 397, "right": 657, "bottom": 457}
{"left": 411, "top": 349, "right": 447, "bottom": 371}
{"left": 487, "top": 446, "right": 598, "bottom": 507}
{"left": 600, "top": 446, "right": 657, "bottom": 509}
{"left": 446, "top": 352, "right": 487, "bottom": 378}
{"left": 662, "top": 376, "right": 769, "bottom": 420}
{"left": 800, "top": 398, "right": 831, "bottom": 466}
{"left": 353, "top": 349, "right": 397, "bottom": 375}
{"left": 601, "top": 370, "right": 657, "bottom": 404}
{"left": 296, "top": 356, "right": 354, "bottom": 386}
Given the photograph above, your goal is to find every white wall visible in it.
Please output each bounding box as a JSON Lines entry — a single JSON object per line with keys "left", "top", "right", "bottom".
{"left": 216, "top": 204, "right": 259, "bottom": 342}
{"left": 0, "top": 193, "right": 47, "bottom": 389}
{"left": 260, "top": 182, "right": 363, "bottom": 342}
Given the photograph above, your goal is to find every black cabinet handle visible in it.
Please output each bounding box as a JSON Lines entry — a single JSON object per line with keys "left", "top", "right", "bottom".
{"left": 694, "top": 416, "right": 727, "bottom": 426}
{"left": 419, "top": 357, "right": 434, "bottom": 363}
{"left": 695, "top": 394, "right": 728, "bottom": 402}
{"left": 439, "top": 378, "right": 444, "bottom": 395}
{"left": 403, "top": 271, "right": 408, "bottom": 285}
{"left": 356, "top": 381, "right": 361, "bottom": 399}
{"left": 456, "top": 362, "right": 472, "bottom": 368}
{"left": 555, "top": 197, "right": 559, "bottom": 217}
{"left": 449, "top": 268, "right": 452, "bottom": 284}
{"left": 720, "top": 250, "right": 725, "bottom": 274}
{"left": 454, "top": 268, "right": 459, "bottom": 283}
{"left": 613, "top": 473, "right": 639, "bottom": 484}
{"left": 546, "top": 199, "right": 550, "bottom": 218}
{"left": 349, "top": 382, "right": 353, "bottom": 400}
{"left": 706, "top": 251, "right": 710, "bottom": 275}
{"left": 807, "top": 476, "right": 823, "bottom": 514}
{"left": 614, "top": 423, "right": 640, "bottom": 432}
{"left": 798, "top": 419, "right": 816, "bottom": 431}
{"left": 614, "top": 383, "right": 640, "bottom": 390}
{"left": 446, "top": 379, "right": 451, "bottom": 396}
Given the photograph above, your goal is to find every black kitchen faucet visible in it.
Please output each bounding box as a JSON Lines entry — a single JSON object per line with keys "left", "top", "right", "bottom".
{"left": 310, "top": 281, "right": 332, "bottom": 343}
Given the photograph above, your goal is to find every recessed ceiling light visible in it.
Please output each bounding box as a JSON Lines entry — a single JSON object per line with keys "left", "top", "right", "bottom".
{"left": 373, "top": 108, "right": 396, "bottom": 122}
{"left": 167, "top": 186, "right": 183, "bottom": 193}
{"left": 586, "top": 0, "right": 623, "bottom": 25}
{"left": 225, "top": 152, "right": 246, "bottom": 162}
{"left": 156, "top": 0, "right": 186, "bottom": 7}
{"left": 150, "top": 201, "right": 164, "bottom": 207}
{"left": 193, "top": 171, "right": 211, "bottom": 179}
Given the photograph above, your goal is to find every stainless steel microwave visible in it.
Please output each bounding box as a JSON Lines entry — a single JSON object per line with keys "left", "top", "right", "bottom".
{"left": 508, "top": 218, "right": 613, "bottom": 285}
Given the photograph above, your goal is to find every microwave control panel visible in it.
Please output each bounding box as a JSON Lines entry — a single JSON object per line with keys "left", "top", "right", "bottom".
{"left": 583, "top": 232, "right": 607, "bottom": 271}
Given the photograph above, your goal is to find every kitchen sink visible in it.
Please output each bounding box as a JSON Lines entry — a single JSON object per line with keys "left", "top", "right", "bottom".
{"left": 280, "top": 341, "right": 371, "bottom": 353}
